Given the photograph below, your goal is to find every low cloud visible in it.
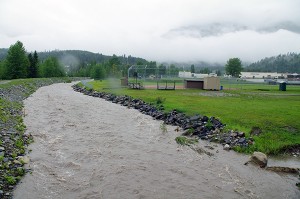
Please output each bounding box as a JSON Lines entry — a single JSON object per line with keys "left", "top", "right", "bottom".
{"left": 257, "top": 21, "right": 300, "bottom": 33}
{"left": 164, "top": 21, "right": 300, "bottom": 39}
{"left": 1, "top": 0, "right": 300, "bottom": 63}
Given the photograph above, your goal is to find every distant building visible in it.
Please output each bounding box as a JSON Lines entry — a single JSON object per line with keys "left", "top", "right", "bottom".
{"left": 287, "top": 73, "right": 300, "bottom": 81}
{"left": 184, "top": 79, "right": 204, "bottom": 89}
{"left": 203, "top": 76, "right": 220, "bottom": 90}
{"left": 240, "top": 72, "right": 286, "bottom": 79}
{"left": 184, "top": 77, "right": 220, "bottom": 90}
{"left": 178, "top": 72, "right": 216, "bottom": 78}
{"left": 179, "top": 71, "right": 192, "bottom": 78}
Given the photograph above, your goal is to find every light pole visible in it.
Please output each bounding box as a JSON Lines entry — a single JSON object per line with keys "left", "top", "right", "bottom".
{"left": 128, "top": 65, "right": 134, "bottom": 80}
{"left": 144, "top": 65, "right": 147, "bottom": 80}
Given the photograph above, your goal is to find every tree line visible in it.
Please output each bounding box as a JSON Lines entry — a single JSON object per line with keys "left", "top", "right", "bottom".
{"left": 0, "top": 41, "right": 177, "bottom": 80}
{"left": 1, "top": 41, "right": 245, "bottom": 80}
{"left": 0, "top": 41, "right": 65, "bottom": 79}
{"left": 245, "top": 53, "right": 300, "bottom": 73}
{"left": 0, "top": 41, "right": 151, "bottom": 80}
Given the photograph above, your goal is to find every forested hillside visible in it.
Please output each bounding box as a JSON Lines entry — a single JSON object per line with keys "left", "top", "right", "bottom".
{"left": 0, "top": 49, "right": 148, "bottom": 69}
{"left": 37, "top": 50, "right": 148, "bottom": 66}
{"left": 245, "top": 53, "right": 300, "bottom": 73}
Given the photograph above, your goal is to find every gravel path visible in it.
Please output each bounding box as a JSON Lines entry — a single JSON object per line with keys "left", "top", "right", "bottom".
{"left": 13, "top": 83, "right": 299, "bottom": 199}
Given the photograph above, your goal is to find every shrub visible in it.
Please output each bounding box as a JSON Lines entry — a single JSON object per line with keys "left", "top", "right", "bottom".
{"left": 155, "top": 97, "right": 166, "bottom": 105}
{"left": 5, "top": 176, "right": 16, "bottom": 185}
{"left": 15, "top": 139, "right": 24, "bottom": 149}
{"left": 160, "top": 122, "right": 167, "bottom": 133}
{"left": 175, "top": 136, "right": 198, "bottom": 146}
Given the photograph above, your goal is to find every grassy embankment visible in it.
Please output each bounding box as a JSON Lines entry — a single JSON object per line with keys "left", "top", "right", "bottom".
{"left": 89, "top": 79, "right": 300, "bottom": 155}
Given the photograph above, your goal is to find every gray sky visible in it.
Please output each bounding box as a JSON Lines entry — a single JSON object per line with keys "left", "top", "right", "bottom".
{"left": 1, "top": 0, "right": 300, "bottom": 63}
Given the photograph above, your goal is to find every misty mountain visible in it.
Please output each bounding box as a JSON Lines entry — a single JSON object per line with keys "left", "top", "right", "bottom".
{"left": 163, "top": 21, "right": 300, "bottom": 39}
{"left": 245, "top": 53, "right": 300, "bottom": 73}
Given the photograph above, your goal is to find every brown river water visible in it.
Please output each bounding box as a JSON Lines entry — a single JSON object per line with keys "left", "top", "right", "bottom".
{"left": 13, "top": 83, "right": 299, "bottom": 199}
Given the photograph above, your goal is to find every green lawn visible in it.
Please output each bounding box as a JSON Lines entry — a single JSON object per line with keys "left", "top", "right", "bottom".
{"left": 89, "top": 79, "right": 300, "bottom": 155}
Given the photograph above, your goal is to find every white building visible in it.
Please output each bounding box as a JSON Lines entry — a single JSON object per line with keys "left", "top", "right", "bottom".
{"left": 178, "top": 71, "right": 212, "bottom": 78}
{"left": 240, "top": 72, "right": 286, "bottom": 79}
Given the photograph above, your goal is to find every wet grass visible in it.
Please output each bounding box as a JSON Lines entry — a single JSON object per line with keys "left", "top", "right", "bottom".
{"left": 0, "top": 77, "right": 72, "bottom": 88}
{"left": 160, "top": 122, "right": 168, "bottom": 133}
{"left": 175, "top": 136, "right": 199, "bottom": 146}
{"left": 89, "top": 79, "right": 300, "bottom": 155}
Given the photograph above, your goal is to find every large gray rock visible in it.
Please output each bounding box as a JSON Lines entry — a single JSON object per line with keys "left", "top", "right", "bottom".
{"left": 245, "top": 151, "right": 268, "bottom": 168}
{"left": 223, "top": 144, "right": 230, "bottom": 151}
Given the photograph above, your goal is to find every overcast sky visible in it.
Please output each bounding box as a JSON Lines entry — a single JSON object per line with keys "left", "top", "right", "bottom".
{"left": 1, "top": 0, "right": 300, "bottom": 63}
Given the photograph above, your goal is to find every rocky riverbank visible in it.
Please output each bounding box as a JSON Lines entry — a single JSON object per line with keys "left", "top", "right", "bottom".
{"left": 0, "top": 78, "right": 82, "bottom": 199}
{"left": 72, "top": 84, "right": 254, "bottom": 150}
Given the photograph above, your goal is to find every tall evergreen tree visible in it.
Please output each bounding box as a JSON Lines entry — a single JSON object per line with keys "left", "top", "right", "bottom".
{"left": 0, "top": 61, "right": 5, "bottom": 79}
{"left": 199, "top": 67, "right": 212, "bottom": 74}
{"left": 28, "top": 53, "right": 33, "bottom": 77}
{"left": 27, "top": 51, "right": 39, "bottom": 78}
{"left": 39, "top": 57, "right": 65, "bottom": 77}
{"left": 5, "top": 41, "right": 29, "bottom": 79}
{"left": 33, "top": 51, "right": 39, "bottom": 77}
{"left": 107, "top": 55, "right": 121, "bottom": 77}
{"left": 148, "top": 61, "right": 157, "bottom": 76}
{"left": 169, "top": 64, "right": 179, "bottom": 77}
{"left": 158, "top": 64, "right": 166, "bottom": 76}
{"left": 191, "top": 64, "right": 195, "bottom": 73}
{"left": 90, "top": 64, "right": 106, "bottom": 80}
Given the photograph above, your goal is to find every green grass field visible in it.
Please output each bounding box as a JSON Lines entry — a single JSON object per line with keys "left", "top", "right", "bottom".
{"left": 89, "top": 79, "right": 300, "bottom": 155}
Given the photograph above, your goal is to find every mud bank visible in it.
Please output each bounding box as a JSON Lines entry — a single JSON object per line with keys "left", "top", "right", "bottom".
{"left": 14, "top": 83, "right": 299, "bottom": 199}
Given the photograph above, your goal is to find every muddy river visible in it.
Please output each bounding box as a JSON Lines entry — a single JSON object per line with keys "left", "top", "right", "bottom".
{"left": 13, "top": 83, "right": 299, "bottom": 199}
